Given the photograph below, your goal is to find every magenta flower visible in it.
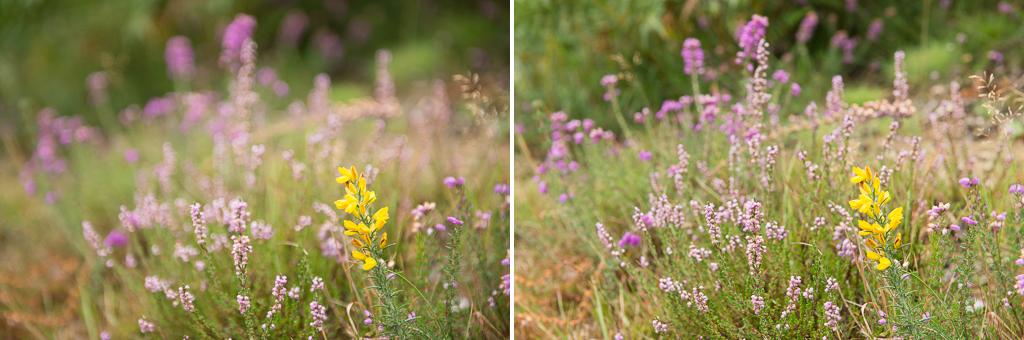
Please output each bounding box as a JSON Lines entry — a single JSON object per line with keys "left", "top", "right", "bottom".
{"left": 638, "top": 150, "right": 652, "bottom": 162}
{"left": 796, "top": 11, "right": 818, "bottom": 44}
{"left": 221, "top": 14, "right": 257, "bottom": 66}
{"left": 680, "top": 38, "right": 704, "bottom": 76}
{"left": 165, "top": 36, "right": 195, "bottom": 80}
{"left": 736, "top": 15, "right": 769, "bottom": 64}
{"left": 959, "top": 177, "right": 980, "bottom": 188}
{"left": 443, "top": 176, "right": 465, "bottom": 188}
{"left": 104, "top": 230, "right": 129, "bottom": 248}
{"left": 447, "top": 216, "right": 464, "bottom": 226}
{"left": 1009, "top": 183, "right": 1024, "bottom": 195}
{"left": 618, "top": 232, "right": 641, "bottom": 248}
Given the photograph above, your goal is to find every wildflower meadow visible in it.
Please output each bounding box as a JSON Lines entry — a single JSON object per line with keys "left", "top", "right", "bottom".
{"left": 515, "top": 1, "right": 1024, "bottom": 338}
{"left": 1, "top": 3, "right": 509, "bottom": 339}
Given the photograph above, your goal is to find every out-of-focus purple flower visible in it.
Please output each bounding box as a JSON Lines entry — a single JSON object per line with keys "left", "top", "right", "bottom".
{"left": 277, "top": 10, "right": 308, "bottom": 47}
{"left": 867, "top": 19, "right": 884, "bottom": 42}
{"left": 558, "top": 193, "right": 570, "bottom": 203}
{"left": 601, "top": 74, "right": 618, "bottom": 87}
{"left": 959, "top": 177, "right": 980, "bottom": 188}
{"left": 1015, "top": 274, "right": 1024, "bottom": 296}
{"left": 165, "top": 36, "right": 195, "bottom": 80}
{"left": 86, "top": 71, "right": 108, "bottom": 105}
{"left": 831, "top": 31, "right": 858, "bottom": 64}
{"left": 221, "top": 14, "right": 257, "bottom": 67}
{"left": 989, "top": 50, "right": 1004, "bottom": 63}
{"left": 796, "top": 11, "right": 818, "bottom": 44}
{"left": 961, "top": 216, "right": 978, "bottom": 226}
{"left": 638, "top": 150, "right": 652, "bottom": 162}
{"left": 618, "top": 232, "right": 641, "bottom": 248}
{"left": 433, "top": 223, "right": 447, "bottom": 232}
{"left": 104, "top": 230, "right": 129, "bottom": 248}
{"left": 494, "top": 183, "right": 510, "bottom": 196}
{"left": 315, "top": 30, "right": 344, "bottom": 61}
{"left": 447, "top": 216, "right": 464, "bottom": 226}
{"left": 998, "top": 1, "right": 1015, "bottom": 14}
{"left": 143, "top": 96, "right": 175, "bottom": 119}
{"left": 772, "top": 70, "right": 789, "bottom": 84}
{"left": 443, "top": 176, "right": 465, "bottom": 188}
{"left": 681, "top": 38, "right": 704, "bottom": 76}
{"left": 123, "top": 148, "right": 139, "bottom": 164}
{"left": 790, "top": 83, "right": 802, "bottom": 97}
{"left": 949, "top": 224, "right": 961, "bottom": 232}
{"left": 1009, "top": 184, "right": 1024, "bottom": 195}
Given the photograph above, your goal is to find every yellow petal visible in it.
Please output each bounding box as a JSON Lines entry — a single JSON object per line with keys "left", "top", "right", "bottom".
{"left": 362, "top": 257, "right": 377, "bottom": 271}
{"left": 352, "top": 250, "right": 367, "bottom": 260}
{"left": 380, "top": 232, "right": 388, "bottom": 247}
{"left": 876, "top": 257, "right": 892, "bottom": 271}
{"left": 352, "top": 238, "right": 364, "bottom": 248}
{"left": 866, "top": 250, "right": 882, "bottom": 260}
{"left": 894, "top": 232, "right": 903, "bottom": 248}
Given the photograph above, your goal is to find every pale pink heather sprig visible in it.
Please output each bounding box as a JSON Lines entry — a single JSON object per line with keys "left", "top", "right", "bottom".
{"left": 228, "top": 198, "right": 250, "bottom": 233}
{"left": 893, "top": 51, "right": 909, "bottom": 102}
{"left": 681, "top": 38, "right": 704, "bottom": 76}
{"left": 751, "top": 295, "right": 765, "bottom": 315}
{"left": 267, "top": 275, "right": 288, "bottom": 319}
{"left": 138, "top": 318, "right": 155, "bottom": 333}
{"left": 745, "top": 235, "right": 767, "bottom": 274}
{"left": 231, "top": 235, "right": 253, "bottom": 275}
{"left": 82, "top": 221, "right": 112, "bottom": 258}
{"left": 190, "top": 203, "right": 208, "bottom": 245}
{"left": 781, "top": 276, "right": 803, "bottom": 318}
{"left": 824, "top": 301, "right": 841, "bottom": 331}
{"left": 311, "top": 276, "right": 324, "bottom": 292}
{"left": 237, "top": 295, "right": 251, "bottom": 314}
{"left": 765, "top": 221, "right": 787, "bottom": 241}
{"left": 309, "top": 301, "right": 327, "bottom": 331}
{"left": 825, "top": 277, "right": 839, "bottom": 293}
{"left": 251, "top": 220, "right": 273, "bottom": 240}
{"left": 178, "top": 285, "right": 196, "bottom": 313}
{"left": 652, "top": 319, "right": 669, "bottom": 334}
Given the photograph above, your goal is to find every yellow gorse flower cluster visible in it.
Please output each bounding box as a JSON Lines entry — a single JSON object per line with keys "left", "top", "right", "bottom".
{"left": 848, "top": 166, "right": 903, "bottom": 271}
{"left": 334, "top": 166, "right": 390, "bottom": 271}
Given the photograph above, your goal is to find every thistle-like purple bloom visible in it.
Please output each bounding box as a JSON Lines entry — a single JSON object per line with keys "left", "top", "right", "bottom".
{"left": 1009, "top": 183, "right": 1024, "bottom": 195}
{"left": 618, "top": 232, "right": 641, "bottom": 248}
{"left": 165, "top": 36, "right": 195, "bottom": 80}
{"left": 638, "top": 150, "right": 652, "bottom": 162}
{"left": 959, "top": 177, "right": 980, "bottom": 188}
{"left": 443, "top": 176, "right": 465, "bottom": 188}
{"left": 680, "top": 38, "right": 704, "bottom": 76}
{"left": 104, "top": 230, "right": 129, "bottom": 248}
{"left": 961, "top": 216, "right": 978, "bottom": 226}
{"left": 447, "top": 216, "right": 464, "bottom": 226}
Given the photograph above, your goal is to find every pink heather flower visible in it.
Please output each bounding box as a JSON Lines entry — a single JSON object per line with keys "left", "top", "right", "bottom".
{"left": 82, "top": 221, "right": 111, "bottom": 258}
{"left": 681, "top": 38, "right": 704, "bottom": 76}
{"left": 746, "top": 235, "right": 766, "bottom": 274}
{"left": 86, "top": 71, "right": 108, "bottom": 105}
{"left": 237, "top": 295, "right": 251, "bottom": 314}
{"left": 228, "top": 198, "right": 250, "bottom": 233}
{"left": 104, "top": 230, "right": 128, "bottom": 248}
{"left": 143, "top": 96, "right": 175, "bottom": 119}
{"left": 961, "top": 216, "right": 978, "bottom": 226}
{"left": 138, "top": 318, "right": 155, "bottom": 333}
{"left": 765, "top": 221, "right": 787, "bottom": 241}
{"left": 277, "top": 10, "right": 308, "bottom": 47}
{"left": 600, "top": 74, "right": 618, "bottom": 87}
{"left": 231, "top": 235, "right": 253, "bottom": 275}
{"left": 878, "top": 310, "right": 888, "bottom": 325}
{"left": 825, "top": 277, "right": 839, "bottom": 292}
{"left": 251, "top": 220, "right": 273, "bottom": 240}
{"left": 652, "top": 319, "right": 669, "bottom": 334}
{"left": 790, "top": 83, "right": 801, "bottom": 97}
{"left": 311, "top": 276, "right": 324, "bottom": 292}
{"left": 178, "top": 285, "right": 196, "bottom": 312}
{"left": 165, "top": 36, "right": 195, "bottom": 79}
{"left": 1010, "top": 184, "right": 1024, "bottom": 195}
{"left": 494, "top": 183, "right": 510, "bottom": 196}
{"left": 190, "top": 203, "right": 208, "bottom": 245}
{"left": 443, "top": 176, "right": 465, "bottom": 188}
{"left": 959, "top": 177, "right": 979, "bottom": 188}
{"left": 268, "top": 275, "right": 288, "bottom": 318}
{"left": 221, "top": 14, "right": 257, "bottom": 67}
{"left": 309, "top": 301, "right": 327, "bottom": 331}
{"left": 824, "top": 301, "right": 841, "bottom": 331}
{"left": 618, "top": 232, "right": 641, "bottom": 248}
{"left": 999, "top": 1, "right": 1015, "bottom": 14}
{"left": 867, "top": 19, "right": 884, "bottom": 42}
{"left": 736, "top": 15, "right": 769, "bottom": 65}
{"left": 796, "top": 11, "right": 818, "bottom": 44}
{"left": 751, "top": 295, "right": 765, "bottom": 315}
{"left": 123, "top": 148, "right": 139, "bottom": 164}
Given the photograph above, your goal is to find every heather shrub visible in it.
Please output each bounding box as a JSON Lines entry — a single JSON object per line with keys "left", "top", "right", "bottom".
{"left": 516, "top": 12, "right": 1024, "bottom": 339}
{"left": 1, "top": 13, "right": 509, "bottom": 339}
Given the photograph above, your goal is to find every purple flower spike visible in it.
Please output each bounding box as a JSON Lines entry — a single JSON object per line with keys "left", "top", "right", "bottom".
{"left": 443, "top": 176, "right": 465, "bottom": 188}
{"left": 618, "top": 232, "right": 641, "bottom": 248}
{"left": 104, "top": 230, "right": 129, "bottom": 248}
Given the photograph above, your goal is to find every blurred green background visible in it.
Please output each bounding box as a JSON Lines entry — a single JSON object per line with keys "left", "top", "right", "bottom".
{"left": 0, "top": 0, "right": 508, "bottom": 141}
{"left": 514, "top": 0, "right": 1024, "bottom": 145}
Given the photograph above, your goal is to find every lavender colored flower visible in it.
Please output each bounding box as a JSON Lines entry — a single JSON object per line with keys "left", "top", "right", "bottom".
{"left": 600, "top": 74, "right": 618, "bottom": 87}
{"left": 143, "top": 96, "right": 175, "bottom": 119}
{"left": 652, "top": 319, "right": 669, "bottom": 334}
{"left": 1010, "top": 184, "right": 1024, "bottom": 195}
{"left": 736, "top": 15, "right": 769, "bottom": 64}
{"left": 638, "top": 150, "right": 652, "bottom": 162}
{"left": 867, "top": 19, "right": 884, "bottom": 42}
{"left": 363, "top": 309, "right": 374, "bottom": 325}
{"left": 138, "top": 318, "right": 155, "bottom": 333}
{"left": 87, "top": 71, "right": 108, "bottom": 105}
{"left": 221, "top": 14, "right": 257, "bottom": 67}
{"left": 123, "top": 148, "right": 139, "bottom": 163}
{"left": 494, "top": 183, "right": 510, "bottom": 196}
{"left": 680, "top": 38, "right": 704, "bottom": 76}
{"left": 178, "top": 285, "right": 196, "bottom": 312}
{"left": 961, "top": 216, "right": 978, "bottom": 226}
{"left": 999, "top": 1, "right": 1015, "bottom": 14}
{"left": 443, "top": 176, "right": 465, "bottom": 188}
{"left": 277, "top": 10, "right": 308, "bottom": 47}
{"left": 311, "top": 276, "right": 324, "bottom": 292}
{"left": 751, "top": 295, "right": 765, "bottom": 314}
{"left": 104, "top": 230, "right": 128, "bottom": 248}
{"left": 309, "top": 301, "right": 327, "bottom": 330}
{"left": 618, "top": 232, "right": 641, "bottom": 248}
{"left": 447, "top": 216, "right": 464, "bottom": 226}
{"left": 790, "top": 83, "right": 801, "bottom": 97}
{"left": 231, "top": 235, "right": 252, "bottom": 275}
{"left": 796, "top": 11, "right": 818, "bottom": 44}
{"left": 165, "top": 36, "right": 195, "bottom": 79}
{"left": 824, "top": 301, "right": 841, "bottom": 331}
{"left": 771, "top": 69, "right": 789, "bottom": 84}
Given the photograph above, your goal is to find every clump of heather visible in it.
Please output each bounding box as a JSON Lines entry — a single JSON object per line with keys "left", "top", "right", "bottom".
{"left": 517, "top": 12, "right": 1024, "bottom": 338}
{"left": 4, "top": 12, "right": 509, "bottom": 339}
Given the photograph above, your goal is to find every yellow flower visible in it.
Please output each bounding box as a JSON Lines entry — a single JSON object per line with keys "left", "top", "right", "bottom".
{"left": 865, "top": 250, "right": 892, "bottom": 271}
{"left": 343, "top": 220, "right": 372, "bottom": 236}
{"left": 380, "top": 232, "right": 388, "bottom": 247}
{"left": 850, "top": 166, "right": 874, "bottom": 184}
{"left": 857, "top": 220, "right": 884, "bottom": 236}
{"left": 849, "top": 194, "right": 875, "bottom": 217}
{"left": 885, "top": 207, "right": 903, "bottom": 232}
{"left": 336, "top": 166, "right": 360, "bottom": 185}
{"left": 352, "top": 250, "right": 378, "bottom": 271}
{"left": 372, "top": 207, "right": 389, "bottom": 232}
{"left": 894, "top": 232, "right": 903, "bottom": 249}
